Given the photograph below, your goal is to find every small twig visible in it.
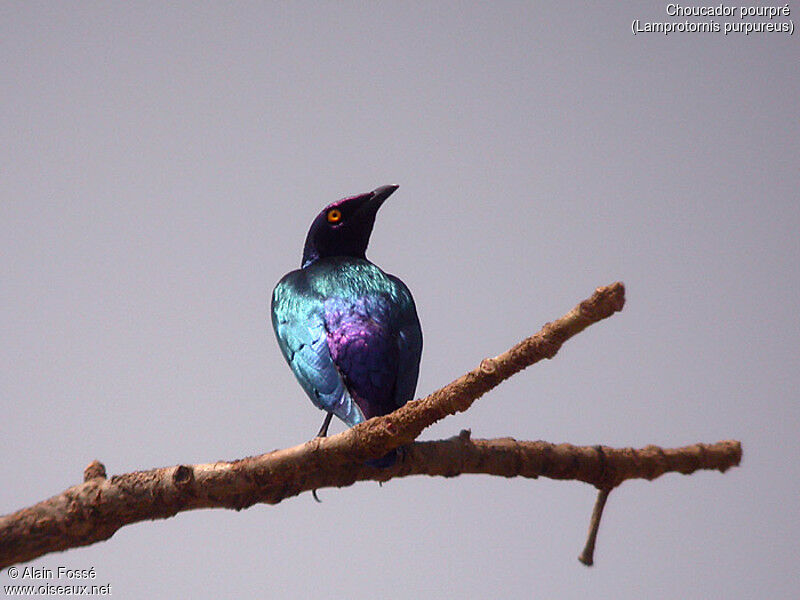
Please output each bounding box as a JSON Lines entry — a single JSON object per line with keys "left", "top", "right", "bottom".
{"left": 82, "top": 460, "right": 107, "bottom": 482}
{"left": 578, "top": 488, "right": 611, "bottom": 566}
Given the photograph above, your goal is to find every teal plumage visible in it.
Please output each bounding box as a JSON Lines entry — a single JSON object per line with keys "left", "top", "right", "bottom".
{"left": 271, "top": 185, "right": 422, "bottom": 461}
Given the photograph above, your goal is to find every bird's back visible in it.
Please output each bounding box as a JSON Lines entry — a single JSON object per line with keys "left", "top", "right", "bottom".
{"left": 272, "top": 257, "right": 422, "bottom": 426}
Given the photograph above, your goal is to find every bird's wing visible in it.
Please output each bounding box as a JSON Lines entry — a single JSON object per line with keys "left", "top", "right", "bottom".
{"left": 271, "top": 271, "right": 365, "bottom": 426}
{"left": 323, "top": 294, "right": 399, "bottom": 420}
{"left": 387, "top": 274, "right": 423, "bottom": 410}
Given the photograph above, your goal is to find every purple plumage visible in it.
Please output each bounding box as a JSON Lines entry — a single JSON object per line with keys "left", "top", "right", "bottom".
{"left": 324, "top": 296, "right": 399, "bottom": 420}
{"left": 271, "top": 185, "right": 422, "bottom": 470}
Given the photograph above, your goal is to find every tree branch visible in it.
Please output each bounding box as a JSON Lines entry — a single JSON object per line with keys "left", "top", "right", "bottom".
{"left": 0, "top": 434, "right": 741, "bottom": 568}
{"left": 0, "top": 282, "right": 743, "bottom": 568}
{"left": 316, "top": 281, "right": 627, "bottom": 464}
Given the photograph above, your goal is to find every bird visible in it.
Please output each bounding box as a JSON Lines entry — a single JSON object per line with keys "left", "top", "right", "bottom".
{"left": 271, "top": 184, "right": 422, "bottom": 468}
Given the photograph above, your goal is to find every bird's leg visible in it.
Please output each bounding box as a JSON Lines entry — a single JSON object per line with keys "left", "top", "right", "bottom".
{"left": 316, "top": 411, "right": 333, "bottom": 438}
{"left": 312, "top": 412, "right": 334, "bottom": 503}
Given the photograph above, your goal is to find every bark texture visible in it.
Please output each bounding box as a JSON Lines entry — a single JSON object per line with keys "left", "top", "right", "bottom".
{"left": 0, "top": 282, "right": 743, "bottom": 568}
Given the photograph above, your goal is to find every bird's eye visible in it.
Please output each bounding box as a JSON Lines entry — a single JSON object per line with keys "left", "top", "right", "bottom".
{"left": 327, "top": 209, "right": 342, "bottom": 223}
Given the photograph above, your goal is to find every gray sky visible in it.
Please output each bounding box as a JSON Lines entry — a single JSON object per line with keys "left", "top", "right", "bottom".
{"left": 2, "top": 2, "right": 798, "bottom": 598}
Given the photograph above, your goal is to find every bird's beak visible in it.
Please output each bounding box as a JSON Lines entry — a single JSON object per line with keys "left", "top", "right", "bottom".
{"left": 367, "top": 184, "right": 399, "bottom": 211}
{"left": 346, "top": 185, "right": 399, "bottom": 219}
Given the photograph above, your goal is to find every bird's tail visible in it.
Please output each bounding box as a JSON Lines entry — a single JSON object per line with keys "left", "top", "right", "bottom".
{"left": 366, "top": 448, "right": 398, "bottom": 469}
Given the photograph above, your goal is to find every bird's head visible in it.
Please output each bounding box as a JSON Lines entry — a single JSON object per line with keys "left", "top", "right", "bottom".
{"left": 301, "top": 184, "right": 399, "bottom": 268}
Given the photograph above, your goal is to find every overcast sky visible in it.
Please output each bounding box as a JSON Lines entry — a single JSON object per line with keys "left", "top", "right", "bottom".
{"left": 2, "top": 2, "right": 798, "bottom": 598}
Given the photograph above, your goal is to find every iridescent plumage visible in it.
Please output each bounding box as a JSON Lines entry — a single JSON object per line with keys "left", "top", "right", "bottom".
{"left": 271, "top": 185, "right": 422, "bottom": 464}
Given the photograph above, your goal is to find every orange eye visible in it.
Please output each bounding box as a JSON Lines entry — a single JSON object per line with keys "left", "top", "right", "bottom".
{"left": 327, "top": 209, "right": 342, "bottom": 223}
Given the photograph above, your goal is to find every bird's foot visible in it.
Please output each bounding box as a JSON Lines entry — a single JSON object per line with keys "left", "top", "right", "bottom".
{"left": 316, "top": 412, "right": 333, "bottom": 438}
{"left": 311, "top": 412, "right": 334, "bottom": 502}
